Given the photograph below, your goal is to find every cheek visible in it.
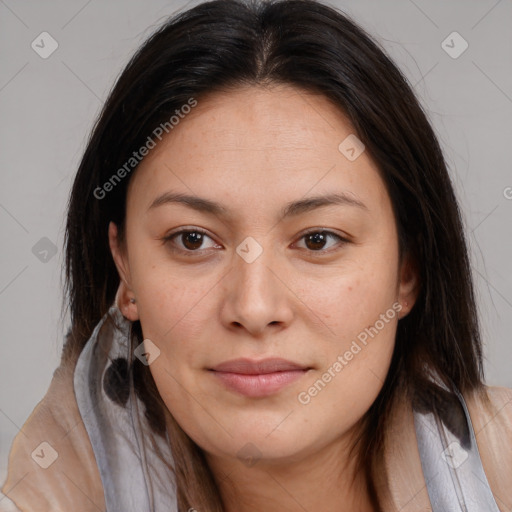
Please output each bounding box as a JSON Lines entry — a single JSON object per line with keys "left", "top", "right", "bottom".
{"left": 294, "top": 255, "right": 400, "bottom": 416}
{"left": 130, "top": 246, "right": 216, "bottom": 345}
{"left": 300, "top": 254, "right": 400, "bottom": 343}
{"left": 145, "top": 362, "right": 218, "bottom": 450}
{"left": 296, "top": 307, "right": 398, "bottom": 442}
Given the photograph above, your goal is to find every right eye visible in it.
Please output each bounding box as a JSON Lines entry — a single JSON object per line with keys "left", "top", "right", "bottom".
{"left": 162, "top": 228, "right": 221, "bottom": 255}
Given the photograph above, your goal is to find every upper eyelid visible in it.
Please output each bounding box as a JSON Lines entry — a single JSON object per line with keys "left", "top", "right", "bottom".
{"left": 164, "top": 226, "right": 213, "bottom": 241}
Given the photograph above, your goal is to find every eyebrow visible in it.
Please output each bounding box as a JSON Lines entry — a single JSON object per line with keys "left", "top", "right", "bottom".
{"left": 148, "top": 191, "right": 368, "bottom": 219}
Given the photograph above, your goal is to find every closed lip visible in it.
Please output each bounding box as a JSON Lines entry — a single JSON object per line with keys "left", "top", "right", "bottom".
{"left": 209, "top": 358, "right": 310, "bottom": 375}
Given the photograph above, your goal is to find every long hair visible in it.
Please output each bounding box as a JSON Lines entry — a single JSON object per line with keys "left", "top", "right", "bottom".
{"left": 63, "top": 0, "right": 485, "bottom": 509}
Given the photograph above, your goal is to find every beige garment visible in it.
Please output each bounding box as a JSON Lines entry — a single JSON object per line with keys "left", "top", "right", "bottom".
{"left": 1, "top": 357, "right": 105, "bottom": 512}
{"left": 375, "top": 385, "right": 512, "bottom": 511}
{"left": 1, "top": 355, "right": 511, "bottom": 512}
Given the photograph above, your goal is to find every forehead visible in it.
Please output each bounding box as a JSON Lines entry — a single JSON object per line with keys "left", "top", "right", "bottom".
{"left": 127, "top": 84, "right": 390, "bottom": 218}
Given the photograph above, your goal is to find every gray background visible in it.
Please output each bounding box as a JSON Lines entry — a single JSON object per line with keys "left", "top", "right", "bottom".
{"left": 1, "top": 0, "right": 511, "bottom": 486}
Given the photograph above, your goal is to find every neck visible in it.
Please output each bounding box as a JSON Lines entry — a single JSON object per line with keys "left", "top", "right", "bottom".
{"left": 205, "top": 428, "right": 376, "bottom": 512}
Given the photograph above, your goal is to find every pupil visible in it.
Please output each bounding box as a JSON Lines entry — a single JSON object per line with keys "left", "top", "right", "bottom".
{"left": 183, "top": 232, "right": 203, "bottom": 250}
{"left": 306, "top": 232, "right": 326, "bottom": 250}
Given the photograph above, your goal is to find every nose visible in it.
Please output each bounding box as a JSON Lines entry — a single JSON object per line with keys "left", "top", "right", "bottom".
{"left": 220, "top": 243, "right": 294, "bottom": 337}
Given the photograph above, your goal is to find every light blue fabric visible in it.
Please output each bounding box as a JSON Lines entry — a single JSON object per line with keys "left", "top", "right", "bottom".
{"left": 412, "top": 376, "right": 500, "bottom": 511}
{"left": 73, "top": 305, "right": 178, "bottom": 512}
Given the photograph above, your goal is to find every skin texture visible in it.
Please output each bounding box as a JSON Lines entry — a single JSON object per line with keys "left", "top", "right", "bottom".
{"left": 109, "top": 84, "right": 419, "bottom": 512}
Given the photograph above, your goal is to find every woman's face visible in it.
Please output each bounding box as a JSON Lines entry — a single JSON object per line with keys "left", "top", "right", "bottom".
{"left": 109, "top": 84, "right": 417, "bottom": 467}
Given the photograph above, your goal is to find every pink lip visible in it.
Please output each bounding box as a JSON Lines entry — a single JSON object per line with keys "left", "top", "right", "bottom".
{"left": 209, "top": 358, "right": 311, "bottom": 398}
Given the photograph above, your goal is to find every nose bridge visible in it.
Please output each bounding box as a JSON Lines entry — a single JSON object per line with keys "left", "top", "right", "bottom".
{"left": 234, "top": 235, "right": 277, "bottom": 300}
{"left": 224, "top": 235, "right": 291, "bottom": 333}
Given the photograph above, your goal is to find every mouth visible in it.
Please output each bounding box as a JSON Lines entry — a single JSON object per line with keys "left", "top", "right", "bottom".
{"left": 208, "top": 358, "right": 312, "bottom": 398}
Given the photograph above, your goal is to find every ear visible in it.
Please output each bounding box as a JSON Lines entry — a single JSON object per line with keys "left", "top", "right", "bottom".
{"left": 397, "top": 251, "right": 420, "bottom": 320}
{"left": 108, "top": 221, "right": 139, "bottom": 321}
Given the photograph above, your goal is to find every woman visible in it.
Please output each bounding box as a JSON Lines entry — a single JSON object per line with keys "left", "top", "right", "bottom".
{"left": 2, "top": 0, "right": 511, "bottom": 510}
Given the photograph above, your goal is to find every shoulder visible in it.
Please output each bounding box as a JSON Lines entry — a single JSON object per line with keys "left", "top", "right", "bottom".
{"left": 1, "top": 360, "right": 105, "bottom": 512}
{"left": 466, "top": 385, "right": 512, "bottom": 432}
{"left": 465, "top": 385, "right": 512, "bottom": 511}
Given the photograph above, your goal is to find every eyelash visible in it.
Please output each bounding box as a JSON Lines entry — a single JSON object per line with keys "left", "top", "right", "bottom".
{"left": 162, "top": 227, "right": 349, "bottom": 257}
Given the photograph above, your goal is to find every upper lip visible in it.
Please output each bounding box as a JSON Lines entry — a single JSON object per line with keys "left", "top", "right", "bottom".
{"left": 210, "top": 358, "right": 309, "bottom": 375}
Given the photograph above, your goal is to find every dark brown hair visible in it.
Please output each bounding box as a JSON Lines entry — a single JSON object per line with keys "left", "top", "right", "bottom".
{"left": 63, "top": 0, "right": 485, "bottom": 509}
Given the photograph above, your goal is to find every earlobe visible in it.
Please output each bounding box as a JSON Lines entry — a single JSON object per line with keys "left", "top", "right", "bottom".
{"left": 109, "top": 222, "right": 139, "bottom": 321}
{"left": 114, "top": 281, "right": 139, "bottom": 321}
{"left": 397, "top": 253, "right": 420, "bottom": 319}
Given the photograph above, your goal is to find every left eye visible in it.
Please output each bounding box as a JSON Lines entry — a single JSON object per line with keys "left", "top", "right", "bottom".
{"left": 295, "top": 230, "right": 347, "bottom": 252}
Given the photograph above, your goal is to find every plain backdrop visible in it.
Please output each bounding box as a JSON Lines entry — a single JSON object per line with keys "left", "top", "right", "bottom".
{"left": 1, "top": 0, "right": 511, "bottom": 486}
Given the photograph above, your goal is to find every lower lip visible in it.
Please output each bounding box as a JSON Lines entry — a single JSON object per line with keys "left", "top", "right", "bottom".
{"left": 210, "top": 369, "right": 308, "bottom": 398}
